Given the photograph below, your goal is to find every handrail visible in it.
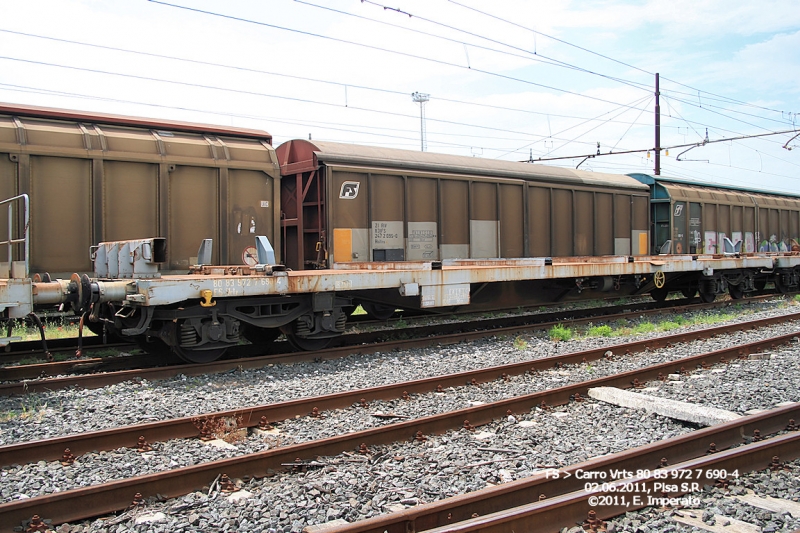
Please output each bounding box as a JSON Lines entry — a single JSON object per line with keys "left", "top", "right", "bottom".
{"left": 0, "top": 194, "right": 29, "bottom": 279}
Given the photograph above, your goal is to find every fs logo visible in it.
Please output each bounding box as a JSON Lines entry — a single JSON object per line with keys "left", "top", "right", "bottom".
{"left": 339, "top": 181, "right": 360, "bottom": 199}
{"left": 674, "top": 204, "right": 684, "bottom": 217}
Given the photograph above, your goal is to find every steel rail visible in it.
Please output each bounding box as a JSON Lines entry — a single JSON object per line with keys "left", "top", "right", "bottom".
{"left": 326, "top": 405, "right": 800, "bottom": 533}
{"left": 0, "top": 335, "right": 797, "bottom": 529}
{"left": 415, "top": 431, "right": 800, "bottom": 533}
{"left": 1, "top": 301, "right": 794, "bottom": 395}
{"left": 1, "top": 317, "right": 798, "bottom": 467}
{"left": 0, "top": 294, "right": 753, "bottom": 379}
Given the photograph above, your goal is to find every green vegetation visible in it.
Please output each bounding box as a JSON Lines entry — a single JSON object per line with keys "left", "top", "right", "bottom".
{"left": 512, "top": 336, "right": 528, "bottom": 350}
{"left": 573, "top": 307, "right": 751, "bottom": 340}
{"left": 632, "top": 322, "right": 656, "bottom": 334}
{"left": 548, "top": 324, "right": 573, "bottom": 341}
{"left": 1, "top": 395, "right": 49, "bottom": 422}
{"left": 587, "top": 324, "right": 613, "bottom": 337}
{"left": 656, "top": 320, "right": 681, "bottom": 332}
{"left": 6, "top": 317, "right": 96, "bottom": 342}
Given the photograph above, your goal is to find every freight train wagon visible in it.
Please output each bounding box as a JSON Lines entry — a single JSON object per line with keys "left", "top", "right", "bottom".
{"left": 630, "top": 174, "right": 800, "bottom": 297}
{"left": 0, "top": 103, "right": 281, "bottom": 277}
{"left": 630, "top": 174, "right": 800, "bottom": 255}
{"left": 1, "top": 107, "right": 799, "bottom": 362}
{"left": 277, "top": 140, "right": 655, "bottom": 317}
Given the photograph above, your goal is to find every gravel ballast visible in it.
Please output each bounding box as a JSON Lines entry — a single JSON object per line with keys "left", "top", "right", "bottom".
{"left": 0, "top": 301, "right": 798, "bottom": 532}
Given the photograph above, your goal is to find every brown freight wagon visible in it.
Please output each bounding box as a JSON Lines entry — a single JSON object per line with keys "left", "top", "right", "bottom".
{"left": 276, "top": 140, "right": 651, "bottom": 313}
{"left": 0, "top": 103, "right": 281, "bottom": 277}
{"left": 277, "top": 140, "right": 650, "bottom": 270}
{"left": 632, "top": 174, "right": 800, "bottom": 256}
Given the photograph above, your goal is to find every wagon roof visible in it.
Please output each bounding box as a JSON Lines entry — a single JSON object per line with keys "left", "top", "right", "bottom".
{"left": 0, "top": 102, "right": 273, "bottom": 142}
{"left": 629, "top": 173, "right": 800, "bottom": 201}
{"left": 278, "top": 139, "right": 649, "bottom": 191}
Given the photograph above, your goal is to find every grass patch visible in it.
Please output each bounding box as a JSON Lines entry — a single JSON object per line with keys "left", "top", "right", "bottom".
{"left": 7, "top": 317, "right": 95, "bottom": 342}
{"left": 694, "top": 312, "right": 736, "bottom": 325}
{"left": 0, "top": 410, "right": 19, "bottom": 422}
{"left": 5, "top": 396, "right": 50, "bottom": 422}
{"left": 512, "top": 336, "right": 528, "bottom": 350}
{"left": 632, "top": 322, "right": 656, "bottom": 334}
{"left": 587, "top": 324, "right": 613, "bottom": 337}
{"left": 548, "top": 324, "right": 573, "bottom": 341}
{"left": 656, "top": 320, "right": 681, "bottom": 332}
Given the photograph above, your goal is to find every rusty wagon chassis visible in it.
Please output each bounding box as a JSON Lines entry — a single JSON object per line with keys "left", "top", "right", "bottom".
{"left": 3, "top": 252, "right": 799, "bottom": 361}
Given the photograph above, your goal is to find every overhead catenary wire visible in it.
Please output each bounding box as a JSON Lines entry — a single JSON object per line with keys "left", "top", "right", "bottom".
{"left": 144, "top": 0, "right": 656, "bottom": 112}
{"left": 1, "top": 56, "right": 655, "bottom": 151}
{"left": 444, "top": 0, "right": 795, "bottom": 118}
{"left": 496, "top": 95, "right": 654, "bottom": 159}
{"left": 356, "top": 0, "right": 795, "bottom": 134}
{"left": 0, "top": 28, "right": 676, "bottom": 131}
{"left": 0, "top": 2, "right": 793, "bottom": 187}
{"left": 4, "top": 7, "right": 787, "bottom": 142}
{"left": 327, "top": 0, "right": 654, "bottom": 94}
{"left": 0, "top": 82, "right": 559, "bottom": 155}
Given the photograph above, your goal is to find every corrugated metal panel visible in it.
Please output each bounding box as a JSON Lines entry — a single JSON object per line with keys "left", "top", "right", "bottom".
{"left": 596, "top": 193, "right": 614, "bottom": 255}
{"left": 528, "top": 187, "right": 550, "bottom": 257}
{"left": 0, "top": 105, "right": 281, "bottom": 275}
{"left": 659, "top": 182, "right": 756, "bottom": 207}
{"left": 440, "top": 179, "right": 468, "bottom": 253}
{"left": 0, "top": 156, "right": 16, "bottom": 262}
{"left": 0, "top": 102, "right": 273, "bottom": 142}
{"left": 629, "top": 172, "right": 800, "bottom": 200}
{"left": 104, "top": 161, "right": 158, "bottom": 241}
{"left": 290, "top": 140, "right": 649, "bottom": 191}
{"left": 499, "top": 183, "right": 524, "bottom": 258}
{"left": 30, "top": 156, "right": 92, "bottom": 273}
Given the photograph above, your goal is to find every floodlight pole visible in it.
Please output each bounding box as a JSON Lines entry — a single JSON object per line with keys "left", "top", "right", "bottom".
{"left": 655, "top": 73, "right": 661, "bottom": 175}
{"left": 412, "top": 92, "right": 430, "bottom": 152}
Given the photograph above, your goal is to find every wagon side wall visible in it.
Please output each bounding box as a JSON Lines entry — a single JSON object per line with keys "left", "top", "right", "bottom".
{"left": 0, "top": 112, "right": 280, "bottom": 275}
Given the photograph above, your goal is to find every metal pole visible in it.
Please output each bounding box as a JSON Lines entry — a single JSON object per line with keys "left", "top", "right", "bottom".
{"left": 412, "top": 92, "right": 430, "bottom": 152}
{"left": 419, "top": 103, "right": 424, "bottom": 151}
{"left": 655, "top": 73, "right": 661, "bottom": 175}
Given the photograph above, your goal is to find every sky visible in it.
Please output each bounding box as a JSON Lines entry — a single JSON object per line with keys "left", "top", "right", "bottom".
{"left": 1, "top": 0, "right": 799, "bottom": 193}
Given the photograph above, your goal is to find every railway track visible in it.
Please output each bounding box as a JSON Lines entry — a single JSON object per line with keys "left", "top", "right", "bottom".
{"left": 0, "top": 295, "right": 668, "bottom": 365}
{"left": 0, "top": 312, "right": 798, "bottom": 530}
{"left": 1, "top": 311, "right": 798, "bottom": 466}
{"left": 0, "top": 296, "right": 781, "bottom": 393}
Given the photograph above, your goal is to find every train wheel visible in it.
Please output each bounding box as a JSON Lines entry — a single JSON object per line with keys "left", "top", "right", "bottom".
{"left": 728, "top": 284, "right": 744, "bottom": 300}
{"left": 134, "top": 337, "right": 183, "bottom": 363}
{"left": 173, "top": 345, "right": 228, "bottom": 364}
{"left": 698, "top": 290, "right": 716, "bottom": 303}
{"left": 242, "top": 326, "right": 281, "bottom": 345}
{"left": 774, "top": 276, "right": 790, "bottom": 294}
{"left": 650, "top": 287, "right": 669, "bottom": 302}
{"left": 286, "top": 334, "right": 333, "bottom": 351}
{"left": 84, "top": 320, "right": 122, "bottom": 342}
{"left": 361, "top": 302, "right": 396, "bottom": 320}
{"left": 681, "top": 286, "right": 698, "bottom": 299}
